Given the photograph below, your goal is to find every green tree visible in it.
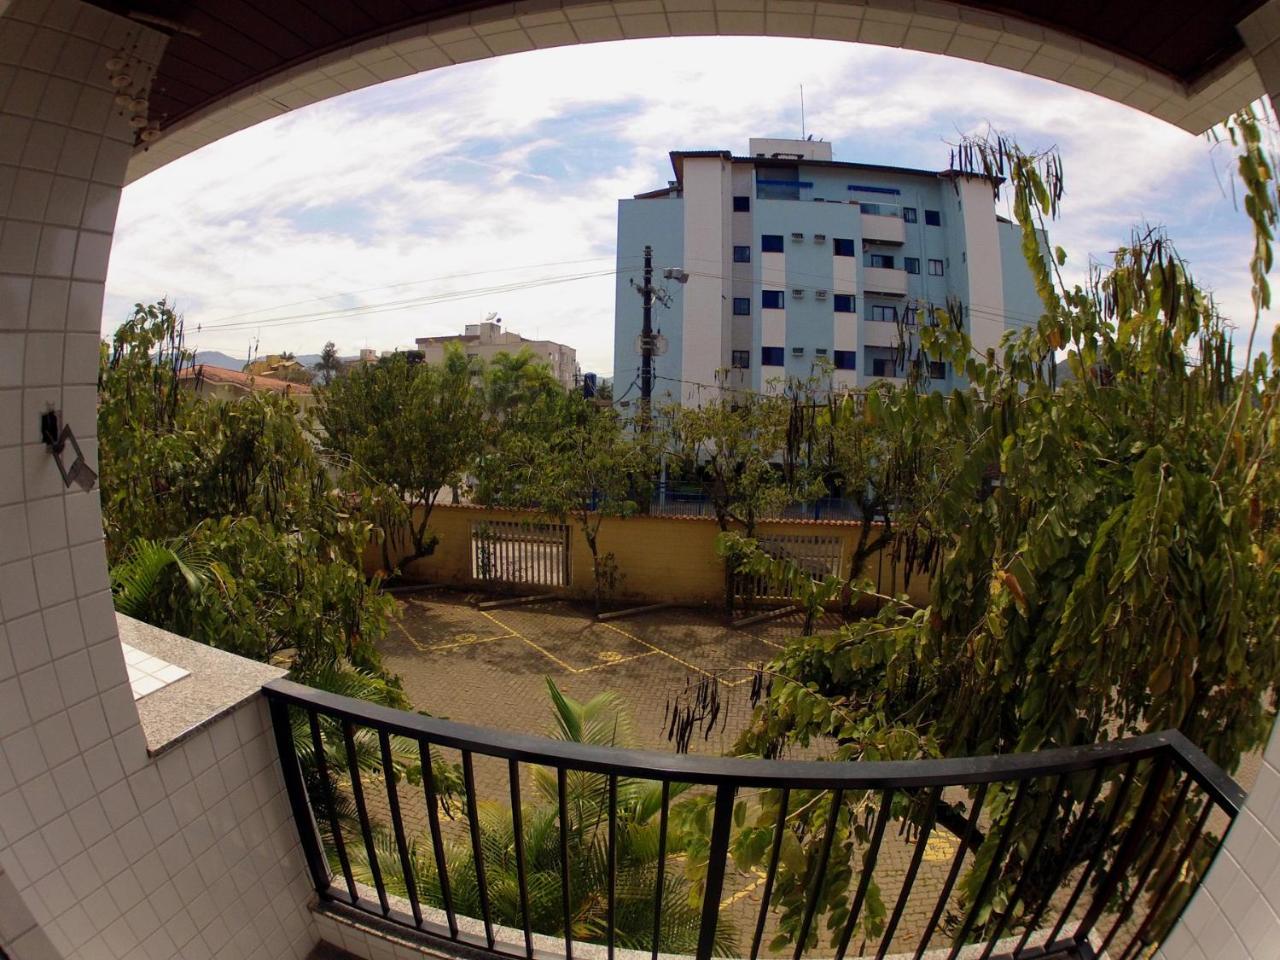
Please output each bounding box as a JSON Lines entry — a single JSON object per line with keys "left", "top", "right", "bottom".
{"left": 316, "top": 348, "right": 484, "bottom": 571}
{"left": 314, "top": 340, "right": 345, "bottom": 385}
{"left": 665, "top": 391, "right": 794, "bottom": 612}
{"left": 728, "top": 118, "right": 1280, "bottom": 950}
{"left": 99, "top": 301, "right": 398, "bottom": 677}
{"left": 490, "top": 399, "right": 653, "bottom": 613}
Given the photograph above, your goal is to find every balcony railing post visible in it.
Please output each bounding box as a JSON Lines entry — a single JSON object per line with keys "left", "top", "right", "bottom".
{"left": 695, "top": 784, "right": 736, "bottom": 960}
{"left": 267, "top": 695, "right": 331, "bottom": 897}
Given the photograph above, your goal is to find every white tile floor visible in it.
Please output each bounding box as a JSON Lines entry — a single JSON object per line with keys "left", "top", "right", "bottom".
{"left": 120, "top": 642, "right": 189, "bottom": 700}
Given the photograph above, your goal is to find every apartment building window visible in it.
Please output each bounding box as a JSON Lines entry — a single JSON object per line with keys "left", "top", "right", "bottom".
{"left": 762, "top": 234, "right": 784, "bottom": 252}
{"left": 925, "top": 209, "right": 941, "bottom": 226}
{"left": 731, "top": 350, "right": 750, "bottom": 369}
{"left": 868, "top": 254, "right": 895, "bottom": 269}
{"left": 733, "top": 297, "right": 751, "bottom": 316}
{"left": 733, "top": 195, "right": 750, "bottom": 212}
{"left": 833, "top": 294, "right": 855, "bottom": 313}
{"left": 928, "top": 258, "right": 945, "bottom": 276}
{"left": 815, "top": 348, "right": 828, "bottom": 358}
{"left": 833, "top": 237, "right": 856, "bottom": 257}
{"left": 762, "top": 290, "right": 785, "bottom": 309}
{"left": 872, "top": 357, "right": 896, "bottom": 377}
{"left": 903, "top": 207, "right": 918, "bottom": 223}
{"left": 870, "top": 304, "right": 896, "bottom": 322}
{"left": 928, "top": 360, "right": 947, "bottom": 380}
{"left": 761, "top": 346, "right": 784, "bottom": 366}
{"left": 905, "top": 257, "right": 920, "bottom": 274}
{"left": 733, "top": 245, "right": 751, "bottom": 263}
{"left": 834, "top": 350, "right": 856, "bottom": 371}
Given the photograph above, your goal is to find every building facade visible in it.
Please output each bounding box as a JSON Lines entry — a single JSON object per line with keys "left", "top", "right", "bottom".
{"left": 613, "top": 138, "right": 1043, "bottom": 406}
{"left": 415, "top": 320, "right": 579, "bottom": 390}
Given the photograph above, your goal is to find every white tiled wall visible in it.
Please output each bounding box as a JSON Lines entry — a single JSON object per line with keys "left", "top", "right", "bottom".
{"left": 1158, "top": 718, "right": 1280, "bottom": 960}
{"left": 0, "top": 1, "right": 318, "bottom": 957}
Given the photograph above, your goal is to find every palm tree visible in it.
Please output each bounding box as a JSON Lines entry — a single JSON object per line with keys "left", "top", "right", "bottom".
{"left": 348, "top": 680, "right": 738, "bottom": 955}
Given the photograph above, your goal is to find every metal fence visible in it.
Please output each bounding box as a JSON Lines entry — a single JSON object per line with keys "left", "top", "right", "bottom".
{"left": 650, "top": 495, "right": 867, "bottom": 523}
{"left": 734, "top": 534, "right": 845, "bottom": 605}
{"left": 471, "top": 520, "right": 570, "bottom": 588}
{"left": 266, "top": 678, "right": 1245, "bottom": 960}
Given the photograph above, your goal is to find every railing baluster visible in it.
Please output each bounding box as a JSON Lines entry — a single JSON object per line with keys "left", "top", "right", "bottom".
{"left": 651, "top": 780, "right": 671, "bottom": 960}
{"left": 913, "top": 782, "right": 989, "bottom": 960}
{"left": 308, "top": 710, "right": 356, "bottom": 904}
{"left": 1014, "top": 766, "right": 1105, "bottom": 956}
{"left": 607, "top": 774, "right": 618, "bottom": 960}
{"left": 835, "top": 788, "right": 895, "bottom": 960}
{"left": 978, "top": 774, "right": 1067, "bottom": 960}
{"left": 1097, "top": 772, "right": 1193, "bottom": 957}
{"left": 508, "top": 758, "right": 534, "bottom": 959}
{"left": 751, "top": 787, "right": 792, "bottom": 960}
{"left": 462, "top": 750, "right": 495, "bottom": 948}
{"left": 1074, "top": 754, "right": 1173, "bottom": 947}
{"left": 695, "top": 784, "right": 737, "bottom": 960}
{"left": 945, "top": 778, "right": 1031, "bottom": 960}
{"left": 419, "top": 739, "right": 457, "bottom": 938}
{"left": 269, "top": 699, "right": 330, "bottom": 898}
{"left": 793, "top": 789, "right": 844, "bottom": 960}
{"left": 1118, "top": 798, "right": 1214, "bottom": 960}
{"left": 1046, "top": 757, "right": 1142, "bottom": 948}
{"left": 379, "top": 730, "right": 422, "bottom": 927}
{"left": 342, "top": 719, "right": 389, "bottom": 916}
{"left": 558, "top": 766, "right": 574, "bottom": 960}
{"left": 875, "top": 787, "right": 940, "bottom": 960}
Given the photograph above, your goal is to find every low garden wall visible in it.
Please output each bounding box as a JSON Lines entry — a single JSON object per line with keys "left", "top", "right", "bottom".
{"left": 366, "top": 503, "right": 930, "bottom": 608}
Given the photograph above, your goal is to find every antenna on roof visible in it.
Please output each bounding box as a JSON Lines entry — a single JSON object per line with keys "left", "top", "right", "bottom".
{"left": 800, "top": 84, "right": 805, "bottom": 140}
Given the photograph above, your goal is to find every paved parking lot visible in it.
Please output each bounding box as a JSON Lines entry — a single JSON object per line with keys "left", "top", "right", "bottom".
{"left": 379, "top": 590, "right": 839, "bottom": 754}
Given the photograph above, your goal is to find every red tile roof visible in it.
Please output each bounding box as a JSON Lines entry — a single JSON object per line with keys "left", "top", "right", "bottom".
{"left": 179, "top": 365, "right": 313, "bottom": 395}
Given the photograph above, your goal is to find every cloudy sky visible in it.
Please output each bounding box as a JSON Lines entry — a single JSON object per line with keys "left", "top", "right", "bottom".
{"left": 103, "top": 36, "right": 1273, "bottom": 378}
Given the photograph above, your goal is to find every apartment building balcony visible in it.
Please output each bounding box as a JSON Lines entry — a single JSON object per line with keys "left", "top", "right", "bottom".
{"left": 860, "top": 212, "right": 905, "bottom": 244}
{"left": 861, "top": 265, "right": 909, "bottom": 296}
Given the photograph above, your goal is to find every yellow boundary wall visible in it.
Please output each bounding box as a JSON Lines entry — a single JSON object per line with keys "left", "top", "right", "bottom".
{"left": 369, "top": 504, "right": 930, "bottom": 607}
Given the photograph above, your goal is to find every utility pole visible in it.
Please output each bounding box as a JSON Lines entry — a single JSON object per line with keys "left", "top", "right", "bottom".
{"left": 640, "top": 244, "right": 654, "bottom": 433}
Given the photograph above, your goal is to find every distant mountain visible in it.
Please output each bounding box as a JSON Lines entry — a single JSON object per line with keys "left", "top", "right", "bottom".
{"left": 193, "top": 350, "right": 245, "bottom": 370}
{"left": 293, "top": 354, "right": 323, "bottom": 369}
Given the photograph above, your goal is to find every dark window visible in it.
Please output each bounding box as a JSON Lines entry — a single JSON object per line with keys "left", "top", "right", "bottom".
{"left": 928, "top": 258, "right": 944, "bottom": 276}
{"left": 870, "top": 305, "right": 896, "bottom": 323}
{"left": 868, "top": 254, "right": 895, "bottom": 269}
{"left": 904, "top": 257, "right": 920, "bottom": 274}
{"left": 733, "top": 297, "right": 751, "bottom": 316}
{"left": 833, "top": 237, "right": 856, "bottom": 257}
{"left": 872, "top": 357, "right": 895, "bottom": 377}
{"left": 761, "top": 234, "right": 784, "bottom": 252}
{"left": 815, "top": 348, "right": 828, "bottom": 357}
{"left": 733, "top": 195, "right": 750, "bottom": 212}
{"left": 733, "top": 245, "right": 751, "bottom": 263}
{"left": 928, "top": 360, "right": 947, "bottom": 380}
{"left": 731, "top": 350, "right": 750, "bottom": 369}
{"left": 761, "top": 346, "right": 784, "bottom": 366}
{"left": 762, "top": 290, "right": 784, "bottom": 309}
{"left": 924, "top": 209, "right": 941, "bottom": 226}
{"left": 902, "top": 207, "right": 918, "bottom": 223}
{"left": 834, "top": 350, "right": 856, "bottom": 371}
{"left": 834, "top": 294, "right": 855, "bottom": 313}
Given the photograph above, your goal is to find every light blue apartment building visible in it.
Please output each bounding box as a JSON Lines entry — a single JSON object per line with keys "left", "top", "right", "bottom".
{"left": 613, "top": 138, "right": 1043, "bottom": 406}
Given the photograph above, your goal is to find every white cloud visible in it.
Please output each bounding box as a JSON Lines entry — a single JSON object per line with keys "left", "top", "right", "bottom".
{"left": 105, "top": 36, "right": 1274, "bottom": 375}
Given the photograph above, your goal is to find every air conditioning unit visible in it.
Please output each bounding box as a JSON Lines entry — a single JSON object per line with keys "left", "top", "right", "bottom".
{"left": 791, "top": 232, "right": 804, "bottom": 241}
{"left": 791, "top": 346, "right": 805, "bottom": 357}
{"left": 792, "top": 288, "right": 805, "bottom": 299}
{"left": 814, "top": 233, "right": 827, "bottom": 243}
{"left": 815, "top": 289, "right": 829, "bottom": 300}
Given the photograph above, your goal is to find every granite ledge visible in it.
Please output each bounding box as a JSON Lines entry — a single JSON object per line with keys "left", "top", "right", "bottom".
{"left": 116, "top": 613, "right": 286, "bottom": 756}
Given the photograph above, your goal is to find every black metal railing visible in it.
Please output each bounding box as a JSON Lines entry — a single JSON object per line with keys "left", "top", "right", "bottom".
{"left": 265, "top": 678, "right": 1245, "bottom": 960}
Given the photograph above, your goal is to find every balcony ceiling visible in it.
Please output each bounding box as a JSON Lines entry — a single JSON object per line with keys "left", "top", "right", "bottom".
{"left": 86, "top": 0, "right": 1267, "bottom": 137}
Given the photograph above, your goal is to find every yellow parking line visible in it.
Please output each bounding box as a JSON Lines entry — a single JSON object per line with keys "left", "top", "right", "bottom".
{"left": 574, "top": 650, "right": 660, "bottom": 673}
{"left": 597, "top": 622, "right": 755, "bottom": 687}
{"left": 720, "top": 869, "right": 768, "bottom": 908}
{"left": 479, "top": 610, "right": 579, "bottom": 673}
